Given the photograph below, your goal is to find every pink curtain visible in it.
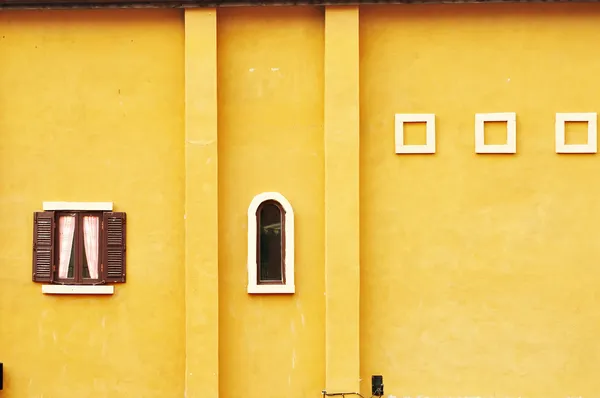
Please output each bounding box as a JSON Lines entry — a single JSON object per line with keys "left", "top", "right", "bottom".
{"left": 83, "top": 216, "right": 100, "bottom": 279}
{"left": 58, "top": 215, "right": 76, "bottom": 279}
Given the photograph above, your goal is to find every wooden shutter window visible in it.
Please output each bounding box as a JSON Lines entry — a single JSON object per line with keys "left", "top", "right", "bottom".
{"left": 103, "top": 212, "right": 126, "bottom": 283}
{"left": 32, "top": 211, "right": 55, "bottom": 283}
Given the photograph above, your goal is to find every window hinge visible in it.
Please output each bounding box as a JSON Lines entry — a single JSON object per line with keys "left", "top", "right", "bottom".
{"left": 101, "top": 263, "right": 104, "bottom": 272}
{"left": 52, "top": 264, "right": 56, "bottom": 272}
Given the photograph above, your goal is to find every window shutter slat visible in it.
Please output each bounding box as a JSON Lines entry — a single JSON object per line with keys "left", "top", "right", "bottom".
{"left": 32, "top": 211, "right": 55, "bottom": 283}
{"left": 103, "top": 212, "right": 126, "bottom": 283}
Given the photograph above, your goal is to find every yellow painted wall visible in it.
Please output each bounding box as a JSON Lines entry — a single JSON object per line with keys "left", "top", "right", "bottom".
{"left": 0, "top": 9, "right": 185, "bottom": 397}
{"left": 2, "top": 3, "right": 600, "bottom": 398}
{"left": 360, "top": 4, "right": 600, "bottom": 398}
{"left": 217, "top": 7, "right": 326, "bottom": 398}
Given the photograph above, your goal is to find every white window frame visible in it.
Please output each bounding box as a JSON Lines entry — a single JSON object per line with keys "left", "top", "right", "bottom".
{"left": 394, "top": 113, "right": 436, "bottom": 154}
{"left": 39, "top": 201, "right": 115, "bottom": 295}
{"left": 247, "top": 192, "right": 295, "bottom": 294}
{"left": 475, "top": 112, "right": 517, "bottom": 154}
{"left": 555, "top": 112, "right": 597, "bottom": 154}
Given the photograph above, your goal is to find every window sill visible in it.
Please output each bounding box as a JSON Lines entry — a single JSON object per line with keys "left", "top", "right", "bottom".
{"left": 248, "top": 284, "right": 295, "bottom": 294}
{"left": 42, "top": 285, "right": 114, "bottom": 295}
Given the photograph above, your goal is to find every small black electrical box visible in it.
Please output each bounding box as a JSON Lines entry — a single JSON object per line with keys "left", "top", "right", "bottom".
{"left": 0, "top": 362, "right": 3, "bottom": 390}
{"left": 371, "top": 374, "right": 383, "bottom": 396}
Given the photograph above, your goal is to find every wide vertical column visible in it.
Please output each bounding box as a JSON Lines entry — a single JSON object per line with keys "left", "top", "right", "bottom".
{"left": 324, "top": 5, "right": 360, "bottom": 393}
{"left": 184, "top": 8, "right": 219, "bottom": 398}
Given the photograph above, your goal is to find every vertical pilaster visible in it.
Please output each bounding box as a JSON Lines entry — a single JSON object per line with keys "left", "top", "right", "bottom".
{"left": 324, "top": 5, "right": 361, "bottom": 393}
{"left": 184, "top": 8, "right": 219, "bottom": 398}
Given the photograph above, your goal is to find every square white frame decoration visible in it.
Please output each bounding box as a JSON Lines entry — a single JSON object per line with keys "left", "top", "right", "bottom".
{"left": 395, "top": 113, "right": 436, "bottom": 154}
{"left": 475, "top": 112, "right": 517, "bottom": 154}
{"left": 555, "top": 112, "right": 597, "bottom": 154}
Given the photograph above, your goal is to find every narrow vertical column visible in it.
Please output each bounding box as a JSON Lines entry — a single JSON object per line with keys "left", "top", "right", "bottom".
{"left": 184, "top": 8, "right": 219, "bottom": 398}
{"left": 324, "top": 5, "right": 360, "bottom": 393}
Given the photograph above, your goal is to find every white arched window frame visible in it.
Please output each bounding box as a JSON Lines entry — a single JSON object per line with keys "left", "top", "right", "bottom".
{"left": 247, "top": 192, "right": 295, "bottom": 294}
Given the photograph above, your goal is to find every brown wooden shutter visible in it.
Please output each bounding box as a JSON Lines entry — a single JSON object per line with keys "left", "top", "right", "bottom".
{"left": 103, "top": 212, "right": 126, "bottom": 283}
{"left": 32, "top": 211, "right": 55, "bottom": 283}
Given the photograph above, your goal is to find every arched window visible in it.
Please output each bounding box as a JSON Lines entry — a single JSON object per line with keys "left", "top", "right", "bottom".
{"left": 247, "top": 192, "right": 294, "bottom": 294}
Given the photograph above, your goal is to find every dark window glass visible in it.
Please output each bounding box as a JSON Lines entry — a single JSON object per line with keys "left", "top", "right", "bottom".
{"left": 257, "top": 201, "right": 284, "bottom": 283}
{"left": 68, "top": 246, "right": 75, "bottom": 278}
{"left": 82, "top": 246, "right": 90, "bottom": 279}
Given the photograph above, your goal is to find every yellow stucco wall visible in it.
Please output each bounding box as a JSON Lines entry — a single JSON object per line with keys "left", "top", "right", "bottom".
{"left": 2, "top": 3, "right": 600, "bottom": 398}
{"left": 360, "top": 4, "right": 600, "bottom": 398}
{"left": 0, "top": 9, "right": 185, "bottom": 397}
{"left": 217, "top": 7, "right": 326, "bottom": 398}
